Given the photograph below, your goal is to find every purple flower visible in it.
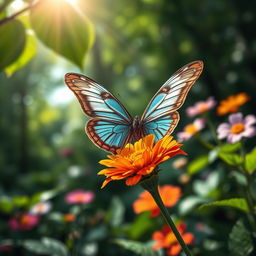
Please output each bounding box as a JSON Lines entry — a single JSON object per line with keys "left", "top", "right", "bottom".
{"left": 186, "top": 97, "right": 216, "bottom": 117}
{"left": 217, "top": 113, "right": 256, "bottom": 143}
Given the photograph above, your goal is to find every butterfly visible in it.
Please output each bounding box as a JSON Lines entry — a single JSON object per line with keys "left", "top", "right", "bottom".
{"left": 65, "top": 60, "right": 204, "bottom": 153}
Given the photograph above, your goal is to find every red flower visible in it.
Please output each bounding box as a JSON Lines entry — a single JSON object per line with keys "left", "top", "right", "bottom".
{"left": 133, "top": 185, "right": 181, "bottom": 217}
{"left": 8, "top": 213, "right": 39, "bottom": 231}
{"left": 152, "top": 223, "right": 194, "bottom": 256}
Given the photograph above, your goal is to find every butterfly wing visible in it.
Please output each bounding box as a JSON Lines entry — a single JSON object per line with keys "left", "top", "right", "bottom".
{"left": 141, "top": 61, "right": 204, "bottom": 138}
{"left": 65, "top": 73, "right": 133, "bottom": 153}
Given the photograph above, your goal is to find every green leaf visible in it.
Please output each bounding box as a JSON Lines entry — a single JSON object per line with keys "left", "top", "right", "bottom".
{"left": 229, "top": 219, "right": 253, "bottom": 256}
{"left": 199, "top": 198, "right": 249, "bottom": 213}
{"left": 5, "top": 21, "right": 37, "bottom": 76}
{"left": 30, "top": 187, "right": 64, "bottom": 206}
{"left": 113, "top": 239, "right": 159, "bottom": 256}
{"left": 0, "top": 196, "right": 13, "bottom": 213}
{"left": 30, "top": 0, "right": 94, "bottom": 68}
{"left": 218, "top": 152, "right": 243, "bottom": 166}
{"left": 245, "top": 147, "right": 256, "bottom": 173}
{"left": 187, "top": 155, "right": 208, "bottom": 175}
{"left": 13, "top": 195, "right": 30, "bottom": 207}
{"left": 106, "top": 196, "right": 125, "bottom": 228}
{"left": 24, "top": 237, "right": 68, "bottom": 256}
{"left": 128, "top": 212, "right": 155, "bottom": 240}
{"left": 0, "top": 19, "right": 26, "bottom": 71}
{"left": 219, "top": 142, "right": 241, "bottom": 153}
{"left": 178, "top": 196, "right": 209, "bottom": 215}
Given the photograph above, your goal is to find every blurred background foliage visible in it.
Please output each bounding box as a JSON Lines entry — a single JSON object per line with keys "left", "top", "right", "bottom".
{"left": 0, "top": 0, "right": 256, "bottom": 255}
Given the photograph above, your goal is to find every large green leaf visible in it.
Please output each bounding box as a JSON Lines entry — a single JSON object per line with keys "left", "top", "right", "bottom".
{"left": 24, "top": 237, "right": 68, "bottom": 256}
{"left": 113, "top": 239, "right": 160, "bottom": 256}
{"left": 30, "top": 0, "right": 94, "bottom": 68}
{"left": 187, "top": 155, "right": 208, "bottom": 175}
{"left": 228, "top": 219, "right": 253, "bottom": 256}
{"left": 0, "top": 19, "right": 26, "bottom": 71}
{"left": 5, "top": 14, "right": 37, "bottom": 76}
{"left": 245, "top": 147, "right": 256, "bottom": 173}
{"left": 199, "top": 198, "right": 249, "bottom": 213}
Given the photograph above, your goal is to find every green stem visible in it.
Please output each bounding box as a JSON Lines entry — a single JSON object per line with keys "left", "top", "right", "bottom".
{"left": 239, "top": 140, "right": 256, "bottom": 227}
{"left": 194, "top": 133, "right": 214, "bottom": 150}
{"left": 203, "top": 112, "right": 221, "bottom": 146}
{"left": 140, "top": 174, "right": 193, "bottom": 256}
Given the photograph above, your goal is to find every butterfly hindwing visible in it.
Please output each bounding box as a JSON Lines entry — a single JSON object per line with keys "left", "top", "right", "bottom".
{"left": 65, "top": 73, "right": 133, "bottom": 153}
{"left": 143, "top": 112, "right": 180, "bottom": 140}
{"left": 86, "top": 119, "right": 132, "bottom": 153}
{"left": 142, "top": 61, "right": 204, "bottom": 122}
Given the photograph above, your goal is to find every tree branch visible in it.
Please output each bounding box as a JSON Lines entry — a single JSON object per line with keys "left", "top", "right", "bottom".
{"left": 0, "top": 0, "right": 41, "bottom": 26}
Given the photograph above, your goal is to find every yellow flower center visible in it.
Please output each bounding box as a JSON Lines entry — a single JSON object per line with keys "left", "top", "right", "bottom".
{"left": 230, "top": 123, "right": 245, "bottom": 134}
{"left": 75, "top": 194, "right": 86, "bottom": 201}
{"left": 185, "top": 124, "right": 197, "bottom": 135}
{"left": 20, "top": 216, "right": 30, "bottom": 224}
{"left": 166, "top": 232, "right": 177, "bottom": 244}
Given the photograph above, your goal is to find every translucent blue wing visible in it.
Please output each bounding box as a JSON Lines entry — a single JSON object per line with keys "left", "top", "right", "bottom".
{"left": 141, "top": 61, "right": 204, "bottom": 122}
{"left": 141, "top": 61, "right": 203, "bottom": 139}
{"left": 86, "top": 119, "right": 132, "bottom": 153}
{"left": 65, "top": 73, "right": 132, "bottom": 123}
{"left": 65, "top": 73, "right": 133, "bottom": 153}
{"left": 143, "top": 112, "right": 180, "bottom": 141}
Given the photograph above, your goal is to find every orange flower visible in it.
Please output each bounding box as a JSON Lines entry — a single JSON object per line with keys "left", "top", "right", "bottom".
{"left": 152, "top": 223, "right": 194, "bottom": 256}
{"left": 217, "top": 92, "right": 250, "bottom": 116}
{"left": 133, "top": 185, "right": 181, "bottom": 217}
{"left": 98, "top": 134, "right": 186, "bottom": 188}
{"left": 63, "top": 213, "right": 76, "bottom": 223}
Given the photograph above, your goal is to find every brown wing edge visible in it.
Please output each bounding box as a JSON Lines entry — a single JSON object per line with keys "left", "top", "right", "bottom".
{"left": 64, "top": 73, "right": 97, "bottom": 118}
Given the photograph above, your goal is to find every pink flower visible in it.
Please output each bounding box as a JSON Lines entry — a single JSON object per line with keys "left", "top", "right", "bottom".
{"left": 60, "top": 148, "right": 74, "bottom": 157}
{"left": 8, "top": 213, "right": 39, "bottom": 231}
{"left": 217, "top": 113, "right": 256, "bottom": 143}
{"left": 177, "top": 118, "right": 205, "bottom": 142}
{"left": 30, "top": 201, "right": 52, "bottom": 215}
{"left": 65, "top": 190, "right": 95, "bottom": 204}
{"left": 172, "top": 157, "right": 188, "bottom": 170}
{"left": 186, "top": 97, "right": 216, "bottom": 117}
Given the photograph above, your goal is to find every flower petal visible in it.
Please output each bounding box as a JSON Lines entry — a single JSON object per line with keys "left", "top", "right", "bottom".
{"left": 217, "top": 123, "right": 230, "bottom": 139}
{"left": 245, "top": 115, "right": 256, "bottom": 126}
{"left": 228, "top": 112, "right": 243, "bottom": 124}
{"left": 242, "top": 127, "right": 256, "bottom": 138}
{"left": 126, "top": 175, "right": 142, "bottom": 186}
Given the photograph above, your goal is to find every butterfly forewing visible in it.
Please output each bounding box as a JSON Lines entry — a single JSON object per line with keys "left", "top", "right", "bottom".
{"left": 141, "top": 61, "right": 204, "bottom": 122}
{"left": 65, "top": 73, "right": 132, "bottom": 123}
{"left": 139, "top": 61, "right": 203, "bottom": 140}
{"left": 65, "top": 73, "right": 133, "bottom": 153}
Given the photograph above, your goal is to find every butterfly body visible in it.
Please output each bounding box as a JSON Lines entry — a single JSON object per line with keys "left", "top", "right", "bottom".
{"left": 65, "top": 61, "right": 204, "bottom": 153}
